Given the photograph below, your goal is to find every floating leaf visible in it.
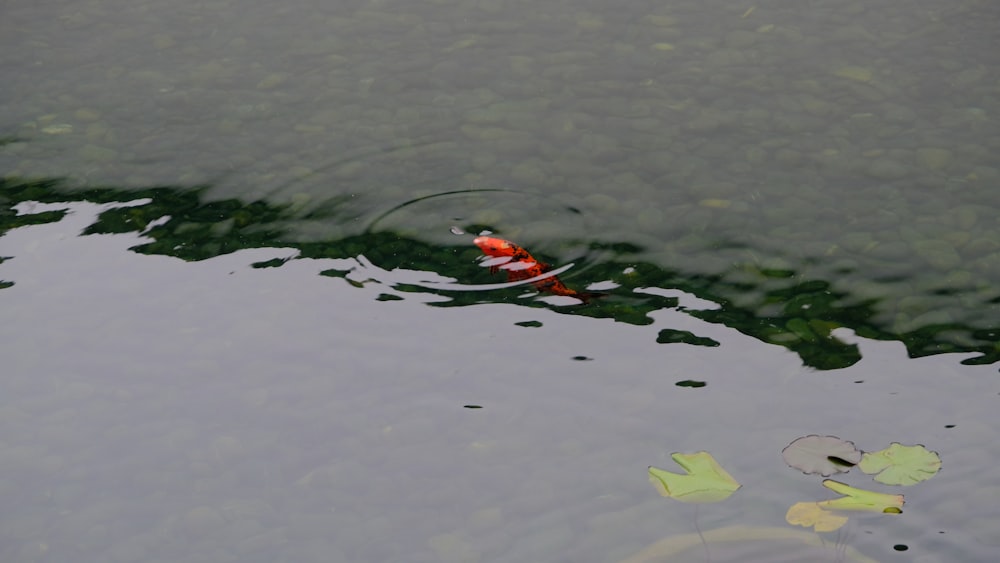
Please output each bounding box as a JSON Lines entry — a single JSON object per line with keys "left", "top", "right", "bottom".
{"left": 648, "top": 451, "right": 741, "bottom": 503}
{"left": 782, "top": 435, "right": 862, "bottom": 476}
{"left": 817, "top": 480, "right": 904, "bottom": 513}
{"left": 785, "top": 502, "right": 849, "bottom": 532}
{"left": 858, "top": 443, "right": 941, "bottom": 485}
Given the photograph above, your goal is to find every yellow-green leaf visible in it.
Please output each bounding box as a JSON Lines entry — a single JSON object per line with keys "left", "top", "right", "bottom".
{"left": 858, "top": 443, "right": 941, "bottom": 485}
{"left": 648, "top": 451, "right": 741, "bottom": 503}
{"left": 785, "top": 501, "right": 849, "bottom": 532}
{"left": 817, "top": 480, "right": 904, "bottom": 513}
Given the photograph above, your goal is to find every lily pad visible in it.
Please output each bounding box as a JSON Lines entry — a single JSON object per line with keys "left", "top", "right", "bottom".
{"left": 782, "top": 435, "right": 861, "bottom": 476}
{"left": 648, "top": 451, "right": 741, "bottom": 503}
{"left": 858, "top": 443, "right": 941, "bottom": 485}
{"left": 817, "top": 479, "right": 904, "bottom": 513}
{"left": 785, "top": 501, "right": 849, "bottom": 532}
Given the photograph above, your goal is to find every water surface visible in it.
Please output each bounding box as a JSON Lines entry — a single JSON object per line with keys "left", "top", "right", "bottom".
{"left": 2, "top": 0, "right": 999, "bottom": 561}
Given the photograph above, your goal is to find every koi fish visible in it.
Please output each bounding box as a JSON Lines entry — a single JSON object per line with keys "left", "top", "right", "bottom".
{"left": 473, "top": 236, "right": 598, "bottom": 302}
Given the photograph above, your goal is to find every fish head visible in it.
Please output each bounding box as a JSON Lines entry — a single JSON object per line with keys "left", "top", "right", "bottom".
{"left": 473, "top": 236, "right": 516, "bottom": 257}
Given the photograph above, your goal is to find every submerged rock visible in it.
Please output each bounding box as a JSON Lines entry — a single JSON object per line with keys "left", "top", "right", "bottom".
{"left": 915, "top": 148, "right": 953, "bottom": 171}
{"left": 912, "top": 239, "right": 961, "bottom": 270}
{"left": 833, "top": 65, "right": 874, "bottom": 83}
{"left": 865, "top": 159, "right": 910, "bottom": 180}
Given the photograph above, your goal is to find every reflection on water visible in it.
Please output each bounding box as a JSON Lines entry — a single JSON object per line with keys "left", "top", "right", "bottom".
{"left": 617, "top": 525, "right": 879, "bottom": 563}
{"left": 2, "top": 177, "right": 996, "bottom": 370}
{"left": 2, "top": 199, "right": 999, "bottom": 563}
{"left": 3, "top": 0, "right": 1000, "bottom": 370}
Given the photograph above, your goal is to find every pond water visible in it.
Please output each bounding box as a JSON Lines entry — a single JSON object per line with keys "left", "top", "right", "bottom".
{"left": 2, "top": 1, "right": 999, "bottom": 562}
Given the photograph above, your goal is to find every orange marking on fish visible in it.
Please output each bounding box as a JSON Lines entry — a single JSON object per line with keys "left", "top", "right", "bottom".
{"left": 473, "top": 236, "right": 597, "bottom": 302}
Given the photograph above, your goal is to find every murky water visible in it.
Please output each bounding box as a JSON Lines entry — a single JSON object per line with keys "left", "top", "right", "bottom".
{"left": 2, "top": 0, "right": 999, "bottom": 561}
